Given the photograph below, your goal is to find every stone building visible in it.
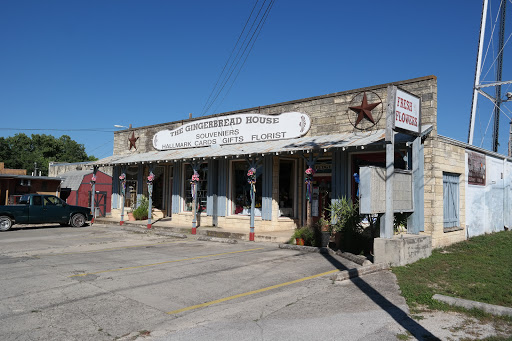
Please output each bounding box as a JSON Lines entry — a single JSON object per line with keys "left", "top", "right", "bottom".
{"left": 50, "top": 75, "right": 512, "bottom": 249}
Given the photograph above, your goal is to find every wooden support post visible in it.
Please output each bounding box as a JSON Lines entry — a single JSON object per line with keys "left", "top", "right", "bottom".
{"left": 246, "top": 157, "right": 262, "bottom": 241}
{"left": 90, "top": 166, "right": 98, "bottom": 224}
{"left": 119, "top": 169, "right": 126, "bottom": 226}
{"left": 147, "top": 165, "right": 154, "bottom": 229}
{"left": 191, "top": 161, "right": 201, "bottom": 234}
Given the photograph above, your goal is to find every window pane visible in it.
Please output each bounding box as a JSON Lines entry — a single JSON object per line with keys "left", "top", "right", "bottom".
{"left": 184, "top": 163, "right": 208, "bottom": 212}
{"left": 232, "top": 161, "right": 262, "bottom": 215}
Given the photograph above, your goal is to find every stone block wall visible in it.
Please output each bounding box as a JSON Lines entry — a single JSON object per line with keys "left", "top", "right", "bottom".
{"left": 112, "top": 76, "right": 438, "bottom": 156}
{"left": 423, "top": 137, "right": 466, "bottom": 248}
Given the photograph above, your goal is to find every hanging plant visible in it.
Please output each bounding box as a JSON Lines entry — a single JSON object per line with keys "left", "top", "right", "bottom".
{"left": 247, "top": 168, "right": 256, "bottom": 185}
{"left": 247, "top": 167, "right": 257, "bottom": 200}
{"left": 305, "top": 167, "right": 316, "bottom": 202}
{"left": 147, "top": 171, "right": 155, "bottom": 183}
{"left": 119, "top": 173, "right": 126, "bottom": 194}
{"left": 190, "top": 171, "right": 199, "bottom": 200}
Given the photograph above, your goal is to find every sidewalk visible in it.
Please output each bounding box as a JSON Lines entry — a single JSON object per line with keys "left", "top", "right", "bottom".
{"left": 93, "top": 216, "right": 295, "bottom": 244}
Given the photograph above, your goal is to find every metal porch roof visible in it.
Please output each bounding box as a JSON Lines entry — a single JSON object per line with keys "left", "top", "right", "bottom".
{"left": 58, "top": 169, "right": 92, "bottom": 190}
{"left": 93, "top": 125, "right": 432, "bottom": 166}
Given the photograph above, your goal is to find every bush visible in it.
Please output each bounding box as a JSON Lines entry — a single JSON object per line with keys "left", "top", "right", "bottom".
{"left": 292, "top": 226, "right": 315, "bottom": 246}
{"left": 132, "top": 196, "right": 150, "bottom": 220}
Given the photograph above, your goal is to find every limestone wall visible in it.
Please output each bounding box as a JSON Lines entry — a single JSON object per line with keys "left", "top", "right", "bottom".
{"left": 423, "top": 137, "right": 466, "bottom": 248}
{"left": 112, "top": 76, "right": 438, "bottom": 156}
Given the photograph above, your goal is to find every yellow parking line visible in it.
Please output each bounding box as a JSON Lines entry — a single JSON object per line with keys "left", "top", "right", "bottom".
{"left": 69, "top": 248, "right": 265, "bottom": 277}
{"left": 46, "top": 240, "right": 187, "bottom": 256}
{"left": 167, "top": 269, "right": 340, "bottom": 315}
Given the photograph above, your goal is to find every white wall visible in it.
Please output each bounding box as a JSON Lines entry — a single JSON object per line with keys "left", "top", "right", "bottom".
{"left": 466, "top": 153, "right": 511, "bottom": 237}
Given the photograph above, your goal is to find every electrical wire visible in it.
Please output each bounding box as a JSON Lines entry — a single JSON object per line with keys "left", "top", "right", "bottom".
{"left": 0, "top": 128, "right": 117, "bottom": 133}
{"left": 201, "top": 0, "right": 275, "bottom": 116}
{"left": 200, "top": 0, "right": 261, "bottom": 116}
{"left": 212, "top": 0, "right": 275, "bottom": 114}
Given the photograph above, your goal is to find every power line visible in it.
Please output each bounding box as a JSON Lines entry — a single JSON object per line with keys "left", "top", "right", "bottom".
{"left": 0, "top": 128, "right": 117, "bottom": 133}
{"left": 201, "top": 0, "right": 276, "bottom": 116}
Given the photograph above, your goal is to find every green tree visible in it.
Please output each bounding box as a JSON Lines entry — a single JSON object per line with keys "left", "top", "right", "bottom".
{"left": 0, "top": 133, "right": 97, "bottom": 175}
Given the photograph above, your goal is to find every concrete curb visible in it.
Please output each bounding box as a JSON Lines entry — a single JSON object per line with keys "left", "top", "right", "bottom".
{"left": 277, "top": 244, "right": 372, "bottom": 266}
{"left": 433, "top": 294, "right": 512, "bottom": 317}
{"left": 335, "top": 251, "right": 372, "bottom": 266}
{"left": 330, "top": 263, "right": 389, "bottom": 282}
{"left": 197, "top": 236, "right": 238, "bottom": 244}
{"left": 153, "top": 230, "right": 188, "bottom": 239}
{"left": 278, "top": 244, "right": 330, "bottom": 253}
{"left": 118, "top": 225, "right": 188, "bottom": 239}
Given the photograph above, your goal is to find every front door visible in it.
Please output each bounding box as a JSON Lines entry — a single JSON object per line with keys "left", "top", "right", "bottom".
{"left": 42, "top": 195, "right": 67, "bottom": 224}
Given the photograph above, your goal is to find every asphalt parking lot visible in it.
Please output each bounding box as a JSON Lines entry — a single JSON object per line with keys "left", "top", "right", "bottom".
{"left": 0, "top": 223, "right": 438, "bottom": 341}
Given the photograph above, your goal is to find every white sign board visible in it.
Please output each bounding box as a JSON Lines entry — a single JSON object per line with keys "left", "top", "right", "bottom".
{"left": 153, "top": 112, "right": 311, "bottom": 151}
{"left": 393, "top": 88, "right": 421, "bottom": 134}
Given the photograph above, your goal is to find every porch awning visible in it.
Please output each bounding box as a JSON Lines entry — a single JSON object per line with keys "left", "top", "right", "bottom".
{"left": 93, "top": 125, "right": 432, "bottom": 166}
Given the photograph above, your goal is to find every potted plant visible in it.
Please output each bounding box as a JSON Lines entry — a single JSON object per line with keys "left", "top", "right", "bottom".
{"left": 133, "top": 196, "right": 151, "bottom": 220}
{"left": 292, "top": 226, "right": 314, "bottom": 246}
{"left": 327, "top": 197, "right": 363, "bottom": 252}
{"left": 316, "top": 217, "right": 331, "bottom": 247}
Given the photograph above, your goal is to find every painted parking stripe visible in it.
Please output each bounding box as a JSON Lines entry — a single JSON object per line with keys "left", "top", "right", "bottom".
{"left": 69, "top": 248, "right": 265, "bottom": 277}
{"left": 166, "top": 269, "right": 340, "bottom": 315}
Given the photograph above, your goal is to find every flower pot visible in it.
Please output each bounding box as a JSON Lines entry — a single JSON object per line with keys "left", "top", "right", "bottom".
{"left": 128, "top": 212, "right": 136, "bottom": 221}
{"left": 320, "top": 231, "right": 330, "bottom": 247}
{"left": 295, "top": 238, "right": 304, "bottom": 246}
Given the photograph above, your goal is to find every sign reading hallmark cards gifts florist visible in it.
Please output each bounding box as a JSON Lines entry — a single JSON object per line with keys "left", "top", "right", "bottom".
{"left": 153, "top": 112, "right": 311, "bottom": 150}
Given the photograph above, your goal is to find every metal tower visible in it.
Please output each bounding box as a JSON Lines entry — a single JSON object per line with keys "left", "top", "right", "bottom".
{"left": 468, "top": 0, "right": 512, "bottom": 155}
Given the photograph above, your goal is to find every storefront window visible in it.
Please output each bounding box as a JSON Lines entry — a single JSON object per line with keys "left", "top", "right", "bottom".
{"left": 148, "top": 166, "right": 165, "bottom": 210}
{"left": 184, "top": 163, "right": 208, "bottom": 212}
{"left": 279, "top": 160, "right": 295, "bottom": 217}
{"left": 125, "top": 166, "right": 138, "bottom": 209}
{"left": 232, "top": 161, "right": 262, "bottom": 215}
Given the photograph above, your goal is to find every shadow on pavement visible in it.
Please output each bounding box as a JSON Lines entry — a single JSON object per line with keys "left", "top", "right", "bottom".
{"left": 321, "top": 253, "right": 440, "bottom": 341}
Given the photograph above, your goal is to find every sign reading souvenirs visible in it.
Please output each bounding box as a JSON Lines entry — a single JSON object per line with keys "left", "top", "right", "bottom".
{"left": 467, "top": 151, "right": 486, "bottom": 186}
{"left": 393, "top": 88, "right": 421, "bottom": 134}
{"left": 153, "top": 112, "right": 311, "bottom": 150}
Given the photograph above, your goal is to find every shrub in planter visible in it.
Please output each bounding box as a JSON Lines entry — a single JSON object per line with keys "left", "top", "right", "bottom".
{"left": 292, "top": 227, "right": 315, "bottom": 246}
{"left": 133, "top": 196, "right": 150, "bottom": 220}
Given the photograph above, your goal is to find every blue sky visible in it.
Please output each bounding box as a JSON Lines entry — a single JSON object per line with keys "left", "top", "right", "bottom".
{"left": 1, "top": 1, "right": 511, "bottom": 159}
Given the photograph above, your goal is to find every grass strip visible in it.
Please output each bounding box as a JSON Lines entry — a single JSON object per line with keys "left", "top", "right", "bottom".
{"left": 392, "top": 231, "right": 512, "bottom": 313}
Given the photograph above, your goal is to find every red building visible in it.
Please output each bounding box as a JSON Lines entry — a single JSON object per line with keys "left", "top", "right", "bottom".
{"left": 59, "top": 169, "right": 112, "bottom": 216}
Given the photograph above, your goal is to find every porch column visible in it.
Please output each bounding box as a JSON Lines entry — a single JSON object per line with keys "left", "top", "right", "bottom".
{"left": 190, "top": 161, "right": 202, "bottom": 234}
{"left": 90, "top": 166, "right": 98, "bottom": 224}
{"left": 246, "top": 157, "right": 262, "bottom": 241}
{"left": 147, "top": 165, "right": 154, "bottom": 229}
{"left": 302, "top": 151, "right": 323, "bottom": 227}
{"left": 119, "top": 168, "right": 127, "bottom": 225}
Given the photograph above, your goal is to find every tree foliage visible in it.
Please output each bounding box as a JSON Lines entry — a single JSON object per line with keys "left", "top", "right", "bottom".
{"left": 0, "top": 133, "right": 97, "bottom": 175}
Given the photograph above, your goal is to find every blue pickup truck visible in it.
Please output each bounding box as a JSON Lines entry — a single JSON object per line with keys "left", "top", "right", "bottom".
{"left": 0, "top": 194, "right": 92, "bottom": 231}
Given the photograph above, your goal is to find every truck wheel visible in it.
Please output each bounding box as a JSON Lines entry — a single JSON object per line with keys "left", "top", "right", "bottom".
{"left": 0, "top": 216, "right": 13, "bottom": 231}
{"left": 70, "top": 213, "right": 86, "bottom": 228}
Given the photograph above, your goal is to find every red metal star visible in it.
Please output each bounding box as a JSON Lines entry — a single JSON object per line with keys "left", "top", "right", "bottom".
{"left": 349, "top": 92, "right": 380, "bottom": 126}
{"left": 128, "top": 132, "right": 139, "bottom": 150}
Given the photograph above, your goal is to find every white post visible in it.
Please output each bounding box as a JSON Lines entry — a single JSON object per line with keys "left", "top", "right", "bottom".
{"left": 382, "top": 85, "right": 396, "bottom": 239}
{"left": 468, "top": 0, "right": 489, "bottom": 145}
